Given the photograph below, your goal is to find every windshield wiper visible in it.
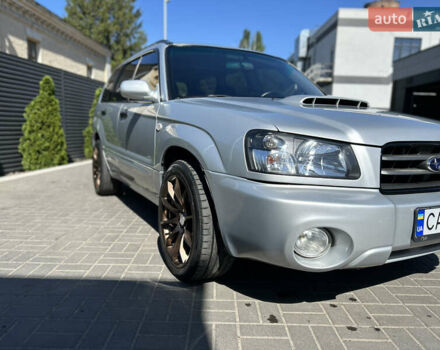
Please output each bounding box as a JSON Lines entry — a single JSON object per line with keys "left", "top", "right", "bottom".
{"left": 207, "top": 94, "right": 231, "bottom": 97}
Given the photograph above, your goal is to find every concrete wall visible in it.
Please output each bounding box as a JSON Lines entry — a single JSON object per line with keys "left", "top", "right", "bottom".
{"left": 0, "top": 2, "right": 111, "bottom": 82}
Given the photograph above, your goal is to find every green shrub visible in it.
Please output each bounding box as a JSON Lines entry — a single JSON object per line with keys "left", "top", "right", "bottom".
{"left": 18, "top": 76, "right": 68, "bottom": 170}
{"left": 83, "top": 87, "right": 102, "bottom": 158}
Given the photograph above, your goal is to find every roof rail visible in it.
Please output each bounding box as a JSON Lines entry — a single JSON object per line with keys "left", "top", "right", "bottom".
{"left": 142, "top": 40, "right": 173, "bottom": 49}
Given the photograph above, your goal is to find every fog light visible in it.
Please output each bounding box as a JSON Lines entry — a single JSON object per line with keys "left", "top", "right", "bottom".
{"left": 294, "top": 228, "right": 331, "bottom": 258}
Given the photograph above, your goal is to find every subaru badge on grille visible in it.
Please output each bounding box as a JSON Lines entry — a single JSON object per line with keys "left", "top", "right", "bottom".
{"left": 427, "top": 156, "right": 440, "bottom": 172}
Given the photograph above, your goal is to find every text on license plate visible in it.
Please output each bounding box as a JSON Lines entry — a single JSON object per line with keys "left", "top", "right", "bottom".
{"left": 416, "top": 208, "right": 440, "bottom": 237}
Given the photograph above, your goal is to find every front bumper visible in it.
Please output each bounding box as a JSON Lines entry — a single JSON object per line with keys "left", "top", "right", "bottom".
{"left": 206, "top": 171, "right": 440, "bottom": 272}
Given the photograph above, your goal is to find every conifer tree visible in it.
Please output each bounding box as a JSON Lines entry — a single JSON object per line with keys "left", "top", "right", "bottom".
{"left": 239, "top": 29, "right": 265, "bottom": 52}
{"left": 83, "top": 87, "right": 102, "bottom": 159}
{"left": 65, "top": 0, "right": 147, "bottom": 68}
{"left": 251, "top": 31, "right": 266, "bottom": 52}
{"left": 239, "top": 29, "right": 251, "bottom": 49}
{"left": 18, "top": 76, "right": 68, "bottom": 170}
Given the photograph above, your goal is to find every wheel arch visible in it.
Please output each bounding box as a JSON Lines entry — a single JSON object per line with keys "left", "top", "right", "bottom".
{"left": 157, "top": 124, "right": 226, "bottom": 174}
{"left": 92, "top": 131, "right": 100, "bottom": 147}
{"left": 92, "top": 121, "right": 102, "bottom": 148}
{"left": 162, "top": 146, "right": 203, "bottom": 173}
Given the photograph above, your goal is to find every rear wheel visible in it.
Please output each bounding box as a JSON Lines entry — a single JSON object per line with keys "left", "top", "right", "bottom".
{"left": 158, "top": 160, "right": 233, "bottom": 282}
{"left": 92, "top": 139, "right": 120, "bottom": 195}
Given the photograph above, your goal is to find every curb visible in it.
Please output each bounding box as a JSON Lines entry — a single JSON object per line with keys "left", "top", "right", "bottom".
{"left": 0, "top": 160, "right": 91, "bottom": 183}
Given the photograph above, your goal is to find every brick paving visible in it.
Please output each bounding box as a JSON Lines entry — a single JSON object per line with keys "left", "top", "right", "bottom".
{"left": 1, "top": 161, "right": 440, "bottom": 349}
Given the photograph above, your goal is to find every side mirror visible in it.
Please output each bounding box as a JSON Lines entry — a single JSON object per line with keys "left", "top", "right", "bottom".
{"left": 120, "top": 80, "right": 158, "bottom": 102}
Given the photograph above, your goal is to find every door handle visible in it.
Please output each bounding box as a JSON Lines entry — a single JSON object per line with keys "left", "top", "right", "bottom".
{"left": 120, "top": 108, "right": 128, "bottom": 119}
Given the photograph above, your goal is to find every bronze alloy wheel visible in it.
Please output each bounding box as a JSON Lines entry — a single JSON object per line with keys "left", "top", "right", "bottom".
{"left": 158, "top": 160, "right": 234, "bottom": 282}
{"left": 92, "top": 145, "right": 101, "bottom": 188}
{"left": 160, "top": 175, "right": 194, "bottom": 267}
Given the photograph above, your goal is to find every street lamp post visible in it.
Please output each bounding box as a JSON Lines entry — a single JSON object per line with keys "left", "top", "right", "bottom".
{"left": 164, "top": 0, "right": 170, "bottom": 40}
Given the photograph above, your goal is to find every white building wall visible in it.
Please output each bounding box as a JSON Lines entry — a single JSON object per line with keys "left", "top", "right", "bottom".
{"left": 0, "top": 1, "right": 111, "bottom": 82}
{"left": 332, "top": 83, "right": 392, "bottom": 108}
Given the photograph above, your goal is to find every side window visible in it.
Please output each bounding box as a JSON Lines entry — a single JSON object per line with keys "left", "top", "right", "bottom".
{"left": 27, "top": 39, "right": 39, "bottom": 62}
{"left": 113, "top": 58, "right": 140, "bottom": 102}
{"left": 101, "top": 58, "right": 139, "bottom": 103}
{"left": 101, "top": 67, "right": 122, "bottom": 102}
{"left": 135, "top": 51, "right": 160, "bottom": 99}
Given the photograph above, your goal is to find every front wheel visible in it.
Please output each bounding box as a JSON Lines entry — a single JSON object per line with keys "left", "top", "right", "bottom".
{"left": 158, "top": 160, "right": 233, "bottom": 282}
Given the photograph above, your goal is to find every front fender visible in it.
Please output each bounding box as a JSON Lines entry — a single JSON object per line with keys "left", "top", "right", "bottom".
{"left": 156, "top": 123, "right": 226, "bottom": 173}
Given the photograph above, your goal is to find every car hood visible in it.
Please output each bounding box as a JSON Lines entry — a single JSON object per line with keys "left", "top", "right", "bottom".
{"left": 179, "top": 96, "right": 440, "bottom": 146}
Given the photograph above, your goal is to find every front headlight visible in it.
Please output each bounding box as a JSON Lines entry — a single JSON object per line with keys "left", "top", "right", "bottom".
{"left": 245, "top": 130, "right": 360, "bottom": 179}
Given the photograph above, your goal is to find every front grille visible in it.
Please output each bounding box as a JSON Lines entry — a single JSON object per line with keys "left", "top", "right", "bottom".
{"left": 381, "top": 142, "right": 440, "bottom": 194}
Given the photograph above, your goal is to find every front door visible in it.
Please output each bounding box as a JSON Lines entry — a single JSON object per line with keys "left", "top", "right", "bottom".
{"left": 98, "top": 58, "right": 140, "bottom": 174}
{"left": 117, "top": 51, "right": 160, "bottom": 194}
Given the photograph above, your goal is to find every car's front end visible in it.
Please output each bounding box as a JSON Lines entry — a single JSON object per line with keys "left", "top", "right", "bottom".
{"left": 206, "top": 156, "right": 440, "bottom": 272}
{"left": 159, "top": 44, "right": 440, "bottom": 273}
{"left": 198, "top": 97, "right": 440, "bottom": 272}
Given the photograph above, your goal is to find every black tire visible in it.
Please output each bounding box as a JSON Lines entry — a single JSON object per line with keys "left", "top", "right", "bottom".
{"left": 92, "top": 139, "right": 120, "bottom": 195}
{"left": 158, "top": 160, "right": 233, "bottom": 282}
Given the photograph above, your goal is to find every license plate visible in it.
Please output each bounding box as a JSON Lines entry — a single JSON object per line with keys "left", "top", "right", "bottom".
{"left": 414, "top": 207, "right": 440, "bottom": 241}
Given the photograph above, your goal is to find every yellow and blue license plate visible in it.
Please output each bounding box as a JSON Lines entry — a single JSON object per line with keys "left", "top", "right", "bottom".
{"left": 414, "top": 207, "right": 440, "bottom": 242}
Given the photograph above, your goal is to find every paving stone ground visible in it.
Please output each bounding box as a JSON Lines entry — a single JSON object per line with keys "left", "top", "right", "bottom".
{"left": 1, "top": 162, "right": 440, "bottom": 349}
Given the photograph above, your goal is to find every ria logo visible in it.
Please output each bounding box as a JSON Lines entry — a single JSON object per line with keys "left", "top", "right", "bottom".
{"left": 414, "top": 8, "right": 440, "bottom": 31}
{"left": 427, "top": 156, "right": 440, "bottom": 172}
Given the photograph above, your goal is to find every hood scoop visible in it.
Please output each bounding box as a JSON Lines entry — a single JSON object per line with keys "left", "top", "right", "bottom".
{"left": 301, "top": 96, "right": 369, "bottom": 109}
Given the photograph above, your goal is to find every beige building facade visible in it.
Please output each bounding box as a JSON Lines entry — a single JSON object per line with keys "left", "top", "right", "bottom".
{"left": 0, "top": 0, "right": 111, "bottom": 82}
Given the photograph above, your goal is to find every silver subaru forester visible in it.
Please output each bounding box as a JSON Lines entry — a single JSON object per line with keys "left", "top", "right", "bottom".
{"left": 92, "top": 41, "right": 440, "bottom": 282}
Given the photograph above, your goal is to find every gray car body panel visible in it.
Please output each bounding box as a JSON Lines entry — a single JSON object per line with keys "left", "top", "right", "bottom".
{"left": 94, "top": 42, "right": 440, "bottom": 271}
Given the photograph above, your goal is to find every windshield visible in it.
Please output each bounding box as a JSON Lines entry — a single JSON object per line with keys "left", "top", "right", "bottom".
{"left": 166, "top": 45, "right": 323, "bottom": 100}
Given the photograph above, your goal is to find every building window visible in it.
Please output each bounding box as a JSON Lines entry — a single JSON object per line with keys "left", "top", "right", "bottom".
{"left": 393, "top": 38, "right": 421, "bottom": 61}
{"left": 87, "top": 64, "right": 93, "bottom": 79}
{"left": 27, "top": 39, "right": 38, "bottom": 62}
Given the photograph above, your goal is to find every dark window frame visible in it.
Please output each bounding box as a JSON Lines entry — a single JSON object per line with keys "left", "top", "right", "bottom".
{"left": 27, "top": 38, "right": 39, "bottom": 62}
{"left": 393, "top": 38, "right": 422, "bottom": 61}
{"left": 87, "top": 64, "right": 93, "bottom": 79}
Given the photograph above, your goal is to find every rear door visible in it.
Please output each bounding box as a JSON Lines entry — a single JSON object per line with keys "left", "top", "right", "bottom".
{"left": 117, "top": 50, "right": 160, "bottom": 195}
